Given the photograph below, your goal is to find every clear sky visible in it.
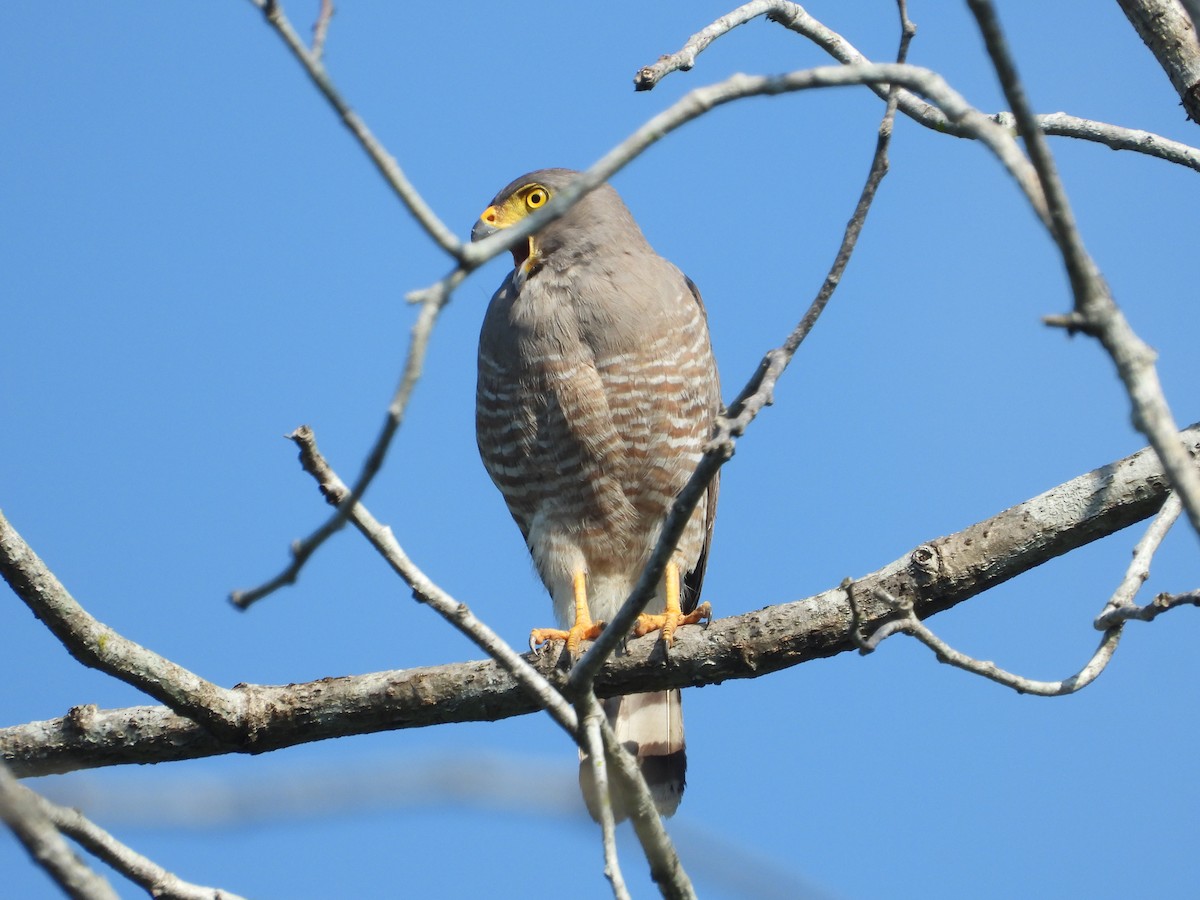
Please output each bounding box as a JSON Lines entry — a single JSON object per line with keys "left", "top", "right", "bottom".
{"left": 3, "top": 3, "right": 1198, "bottom": 898}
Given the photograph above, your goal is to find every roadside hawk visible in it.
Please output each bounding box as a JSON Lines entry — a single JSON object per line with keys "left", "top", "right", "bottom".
{"left": 472, "top": 169, "right": 720, "bottom": 818}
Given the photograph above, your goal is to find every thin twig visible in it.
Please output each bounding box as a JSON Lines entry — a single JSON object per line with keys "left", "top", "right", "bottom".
{"left": 247, "top": 0, "right": 461, "bottom": 256}
{"left": 285, "top": 425, "right": 580, "bottom": 735}
{"left": 577, "top": 695, "right": 630, "bottom": 900}
{"left": 596, "top": 722, "right": 696, "bottom": 900}
{"left": 1128, "top": 589, "right": 1200, "bottom": 621}
{"left": 858, "top": 587, "right": 1124, "bottom": 696}
{"left": 311, "top": 0, "right": 333, "bottom": 60}
{"left": 36, "top": 787, "right": 248, "bottom": 900}
{"left": 1095, "top": 492, "right": 1183, "bottom": 627}
{"left": 0, "top": 761, "right": 118, "bottom": 900}
{"left": 635, "top": 1, "right": 1200, "bottom": 173}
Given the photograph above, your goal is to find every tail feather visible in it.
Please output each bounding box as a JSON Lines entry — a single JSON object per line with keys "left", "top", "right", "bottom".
{"left": 579, "top": 689, "right": 686, "bottom": 821}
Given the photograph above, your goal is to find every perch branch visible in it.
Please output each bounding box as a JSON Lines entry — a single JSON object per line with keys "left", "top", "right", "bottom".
{"left": 0, "top": 511, "right": 244, "bottom": 737}
{"left": 7, "top": 423, "right": 1193, "bottom": 777}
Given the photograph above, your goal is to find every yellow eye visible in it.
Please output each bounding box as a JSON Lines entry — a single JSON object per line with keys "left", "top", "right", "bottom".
{"left": 525, "top": 187, "right": 548, "bottom": 209}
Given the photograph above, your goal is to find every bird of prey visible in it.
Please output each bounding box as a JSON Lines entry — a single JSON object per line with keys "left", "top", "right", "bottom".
{"left": 472, "top": 168, "right": 720, "bottom": 818}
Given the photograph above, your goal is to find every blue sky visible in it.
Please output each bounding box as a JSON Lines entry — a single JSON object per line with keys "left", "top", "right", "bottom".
{"left": 3, "top": 2, "right": 1198, "bottom": 897}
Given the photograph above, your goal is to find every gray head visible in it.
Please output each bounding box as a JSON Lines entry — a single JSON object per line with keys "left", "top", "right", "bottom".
{"left": 470, "top": 168, "right": 648, "bottom": 269}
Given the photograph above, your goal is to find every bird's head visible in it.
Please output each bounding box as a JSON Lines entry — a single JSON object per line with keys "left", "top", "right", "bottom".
{"left": 471, "top": 177, "right": 551, "bottom": 270}
{"left": 472, "top": 164, "right": 638, "bottom": 273}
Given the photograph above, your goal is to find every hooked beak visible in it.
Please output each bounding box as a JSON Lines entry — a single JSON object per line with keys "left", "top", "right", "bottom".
{"left": 471, "top": 206, "right": 499, "bottom": 243}
{"left": 471, "top": 204, "right": 533, "bottom": 268}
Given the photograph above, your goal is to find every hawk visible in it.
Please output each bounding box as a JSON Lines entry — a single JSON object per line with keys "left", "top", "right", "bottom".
{"left": 472, "top": 169, "right": 719, "bottom": 818}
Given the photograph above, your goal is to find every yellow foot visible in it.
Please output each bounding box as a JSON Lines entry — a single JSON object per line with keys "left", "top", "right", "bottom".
{"left": 530, "top": 620, "right": 605, "bottom": 655}
{"left": 634, "top": 600, "right": 712, "bottom": 646}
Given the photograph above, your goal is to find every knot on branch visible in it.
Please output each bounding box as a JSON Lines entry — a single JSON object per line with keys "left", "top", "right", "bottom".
{"left": 909, "top": 543, "right": 942, "bottom": 585}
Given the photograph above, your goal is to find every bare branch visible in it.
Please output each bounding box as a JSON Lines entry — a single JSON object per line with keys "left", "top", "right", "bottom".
{"left": 1095, "top": 492, "right": 1184, "bottom": 627}
{"left": 0, "top": 762, "right": 118, "bottom": 900}
{"left": 1135, "top": 589, "right": 1200, "bottom": 619}
{"left": 1011, "top": 112, "right": 1200, "bottom": 173}
{"left": 577, "top": 696, "right": 630, "bottom": 900}
{"left": 7, "top": 427, "right": 1193, "bottom": 778}
{"left": 232, "top": 286, "right": 458, "bottom": 609}
{"left": 596, "top": 720, "right": 696, "bottom": 900}
{"left": 35, "top": 788, "right": 248, "bottom": 900}
{"left": 858, "top": 587, "right": 1125, "bottom": 696}
{"left": 246, "top": 0, "right": 461, "bottom": 256}
{"left": 0, "top": 511, "right": 244, "bottom": 736}
{"left": 967, "top": 0, "right": 1200, "bottom": 541}
{"left": 635, "top": 1, "right": 1200, "bottom": 173}
{"left": 1117, "top": 0, "right": 1200, "bottom": 123}
{"left": 859, "top": 452, "right": 1190, "bottom": 694}
{"left": 311, "top": 0, "right": 333, "bottom": 60}
{"left": 286, "top": 424, "right": 580, "bottom": 735}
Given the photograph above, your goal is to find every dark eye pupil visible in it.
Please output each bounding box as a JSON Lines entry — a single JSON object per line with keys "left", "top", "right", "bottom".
{"left": 531, "top": 192, "right": 543, "bottom": 205}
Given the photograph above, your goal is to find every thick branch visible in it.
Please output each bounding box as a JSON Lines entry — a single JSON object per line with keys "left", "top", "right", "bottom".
{"left": 859, "top": 481, "right": 1188, "bottom": 694}
{"left": 6, "top": 427, "right": 1193, "bottom": 778}
{"left": 1117, "top": 0, "right": 1200, "bottom": 123}
{"left": 0, "top": 512, "right": 244, "bottom": 736}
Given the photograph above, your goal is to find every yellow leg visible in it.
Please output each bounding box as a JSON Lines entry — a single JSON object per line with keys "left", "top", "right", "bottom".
{"left": 530, "top": 571, "right": 605, "bottom": 654}
{"left": 633, "top": 561, "right": 712, "bottom": 645}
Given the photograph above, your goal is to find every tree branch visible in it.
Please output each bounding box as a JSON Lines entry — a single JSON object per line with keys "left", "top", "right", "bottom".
{"left": 859, "top": 473, "right": 1188, "bottom": 694}
{"left": 0, "top": 511, "right": 244, "bottom": 737}
{"left": 6, "top": 426, "right": 1193, "bottom": 778}
{"left": 634, "top": 1, "right": 1200, "bottom": 173}
{"left": 1117, "top": 0, "right": 1200, "bottom": 123}
{"left": 857, "top": 586, "right": 1126, "bottom": 696}
{"left": 1095, "top": 491, "right": 1183, "bottom": 627}
{"left": 34, "top": 785, "right": 248, "bottom": 900}
{"left": 577, "top": 696, "right": 629, "bottom": 900}
{"left": 247, "top": 0, "right": 460, "bottom": 255}
{"left": 967, "top": 0, "right": 1200, "bottom": 541}
{"left": 0, "top": 761, "right": 117, "bottom": 900}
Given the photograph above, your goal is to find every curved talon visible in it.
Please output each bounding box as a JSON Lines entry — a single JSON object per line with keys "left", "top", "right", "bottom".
{"left": 634, "top": 600, "right": 711, "bottom": 645}
{"left": 531, "top": 621, "right": 605, "bottom": 656}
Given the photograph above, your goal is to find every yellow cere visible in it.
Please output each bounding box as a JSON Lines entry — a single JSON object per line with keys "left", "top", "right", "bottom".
{"left": 479, "top": 183, "right": 551, "bottom": 230}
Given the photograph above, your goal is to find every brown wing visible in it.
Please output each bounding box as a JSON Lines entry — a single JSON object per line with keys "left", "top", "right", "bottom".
{"left": 681, "top": 275, "right": 720, "bottom": 614}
